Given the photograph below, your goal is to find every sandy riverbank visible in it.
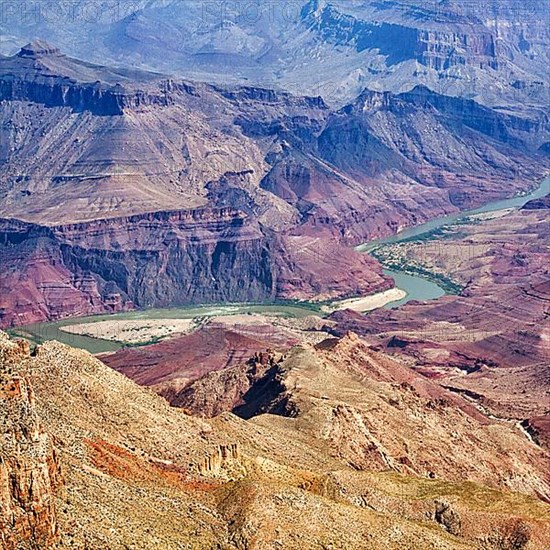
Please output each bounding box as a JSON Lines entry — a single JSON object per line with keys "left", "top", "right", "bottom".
{"left": 322, "top": 288, "right": 407, "bottom": 313}
{"left": 60, "top": 319, "right": 195, "bottom": 344}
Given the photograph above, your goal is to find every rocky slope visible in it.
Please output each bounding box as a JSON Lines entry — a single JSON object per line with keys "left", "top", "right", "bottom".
{"left": 3, "top": 43, "right": 546, "bottom": 229}
{"left": 104, "top": 322, "right": 298, "bottom": 395}
{"left": 178, "top": 334, "right": 550, "bottom": 499}
{"left": 1, "top": 42, "right": 548, "bottom": 327}
{"left": 101, "top": 314, "right": 331, "bottom": 398}
{"left": 2, "top": 330, "right": 550, "bottom": 549}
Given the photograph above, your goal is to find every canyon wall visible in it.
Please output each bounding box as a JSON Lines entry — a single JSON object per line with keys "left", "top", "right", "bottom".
{"left": 0, "top": 76, "right": 173, "bottom": 116}
{"left": 0, "top": 209, "right": 271, "bottom": 326}
{"left": 1, "top": 42, "right": 548, "bottom": 327}
{"left": 302, "top": 1, "right": 499, "bottom": 70}
{"left": 2, "top": 0, "right": 549, "bottom": 109}
{"left": 0, "top": 210, "right": 389, "bottom": 327}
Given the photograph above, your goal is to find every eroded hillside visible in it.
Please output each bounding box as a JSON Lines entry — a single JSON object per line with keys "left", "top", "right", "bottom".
{"left": 1, "top": 331, "right": 549, "bottom": 549}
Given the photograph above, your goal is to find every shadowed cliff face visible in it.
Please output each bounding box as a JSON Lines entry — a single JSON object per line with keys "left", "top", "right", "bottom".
{"left": 0, "top": 211, "right": 272, "bottom": 326}
{"left": 0, "top": 211, "right": 390, "bottom": 327}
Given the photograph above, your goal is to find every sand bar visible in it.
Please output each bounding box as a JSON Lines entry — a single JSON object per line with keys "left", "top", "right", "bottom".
{"left": 323, "top": 288, "right": 407, "bottom": 313}
{"left": 60, "top": 319, "right": 194, "bottom": 344}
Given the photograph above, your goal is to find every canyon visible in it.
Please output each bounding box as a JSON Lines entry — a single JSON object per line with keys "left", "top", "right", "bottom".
{"left": 1, "top": 2, "right": 549, "bottom": 548}
{"left": 1, "top": 1, "right": 548, "bottom": 111}
{"left": 0, "top": 210, "right": 389, "bottom": 327}
{"left": 1, "top": 41, "right": 548, "bottom": 327}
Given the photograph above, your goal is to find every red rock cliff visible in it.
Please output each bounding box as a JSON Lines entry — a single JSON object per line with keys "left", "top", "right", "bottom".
{"left": 0, "top": 337, "right": 61, "bottom": 549}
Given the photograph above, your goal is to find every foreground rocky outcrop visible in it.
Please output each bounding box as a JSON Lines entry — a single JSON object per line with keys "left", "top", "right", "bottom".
{"left": 168, "top": 350, "right": 287, "bottom": 418}
{"left": 179, "top": 334, "right": 550, "bottom": 497}
{"left": 0, "top": 335, "right": 61, "bottom": 549}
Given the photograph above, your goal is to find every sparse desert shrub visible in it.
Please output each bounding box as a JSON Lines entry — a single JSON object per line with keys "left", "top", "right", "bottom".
{"left": 490, "top": 519, "right": 532, "bottom": 550}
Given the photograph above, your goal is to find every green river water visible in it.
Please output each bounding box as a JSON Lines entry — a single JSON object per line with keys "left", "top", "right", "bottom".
{"left": 10, "top": 177, "right": 549, "bottom": 354}
{"left": 360, "top": 176, "right": 550, "bottom": 307}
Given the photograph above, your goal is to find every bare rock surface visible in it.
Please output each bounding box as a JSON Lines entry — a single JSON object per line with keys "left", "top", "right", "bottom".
{"left": 0, "top": 212, "right": 390, "bottom": 328}
{"left": 104, "top": 322, "right": 298, "bottom": 392}
{"left": 182, "top": 334, "right": 550, "bottom": 499}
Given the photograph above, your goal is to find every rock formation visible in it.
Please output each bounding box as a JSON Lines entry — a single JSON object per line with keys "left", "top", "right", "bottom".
{"left": 522, "top": 194, "right": 550, "bottom": 210}
{"left": 0, "top": 335, "right": 61, "bottom": 549}
{"left": 0, "top": 211, "right": 389, "bottom": 327}
{"left": 178, "top": 333, "right": 550, "bottom": 500}
{"left": 0, "top": 40, "right": 174, "bottom": 116}
{"left": 103, "top": 323, "right": 296, "bottom": 394}
{"left": 200, "top": 444, "right": 240, "bottom": 477}
{"left": 301, "top": 0, "right": 499, "bottom": 71}
{"left": 166, "top": 349, "right": 287, "bottom": 418}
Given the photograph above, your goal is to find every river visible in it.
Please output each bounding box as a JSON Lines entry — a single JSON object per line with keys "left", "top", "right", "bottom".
{"left": 360, "top": 176, "right": 550, "bottom": 308}
{"left": 11, "top": 303, "right": 323, "bottom": 354}
{"left": 357, "top": 177, "right": 550, "bottom": 254}
{"left": 10, "top": 177, "right": 549, "bottom": 353}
